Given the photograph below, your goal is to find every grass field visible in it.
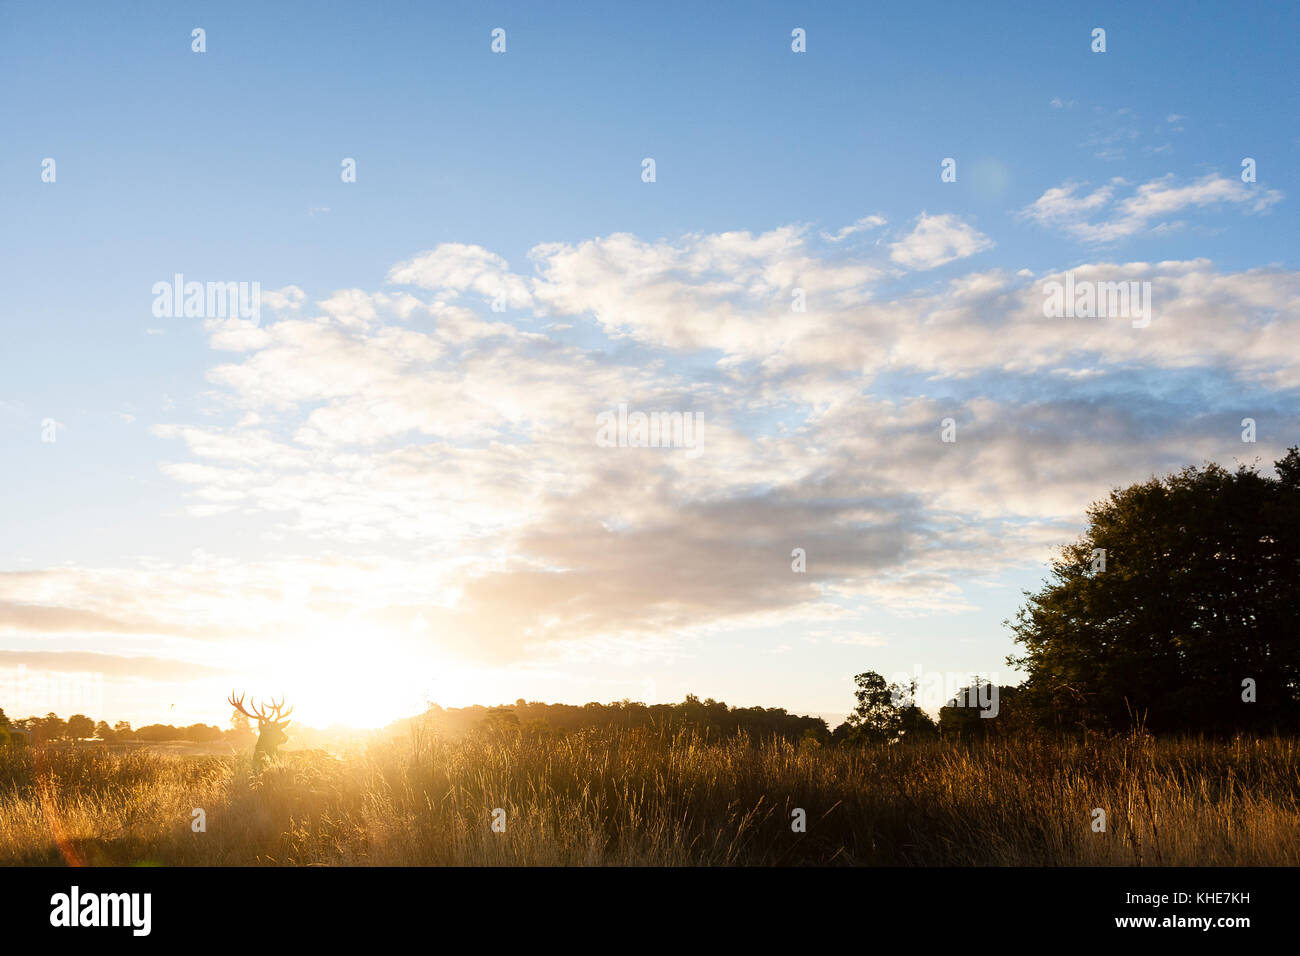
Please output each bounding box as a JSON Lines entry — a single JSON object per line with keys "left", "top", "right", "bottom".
{"left": 2, "top": 726, "right": 1297, "bottom": 866}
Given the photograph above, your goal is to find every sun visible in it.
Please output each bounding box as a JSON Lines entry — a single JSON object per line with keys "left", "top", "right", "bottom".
{"left": 225, "top": 619, "right": 510, "bottom": 729}
{"left": 225, "top": 626, "right": 430, "bottom": 729}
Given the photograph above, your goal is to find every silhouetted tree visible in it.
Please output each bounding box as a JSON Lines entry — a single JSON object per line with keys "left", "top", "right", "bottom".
{"left": 67, "top": 714, "right": 95, "bottom": 741}
{"left": 898, "top": 700, "right": 940, "bottom": 741}
{"left": 34, "top": 713, "right": 67, "bottom": 744}
{"left": 835, "top": 671, "right": 935, "bottom": 744}
{"left": 939, "top": 681, "right": 1023, "bottom": 740}
{"left": 1009, "top": 449, "right": 1300, "bottom": 734}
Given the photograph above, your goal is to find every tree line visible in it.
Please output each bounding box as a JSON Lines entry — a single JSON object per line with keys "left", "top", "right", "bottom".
{"left": 0, "top": 709, "right": 244, "bottom": 747}
{"left": 399, "top": 696, "right": 833, "bottom": 743}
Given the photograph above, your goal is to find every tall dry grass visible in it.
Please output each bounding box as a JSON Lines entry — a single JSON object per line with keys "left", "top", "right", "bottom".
{"left": 1, "top": 727, "right": 1297, "bottom": 865}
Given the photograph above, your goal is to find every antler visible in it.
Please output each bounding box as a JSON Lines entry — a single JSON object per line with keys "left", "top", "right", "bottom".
{"left": 228, "top": 691, "right": 259, "bottom": 721}
{"left": 228, "top": 691, "right": 293, "bottom": 725}
{"left": 266, "top": 696, "right": 293, "bottom": 723}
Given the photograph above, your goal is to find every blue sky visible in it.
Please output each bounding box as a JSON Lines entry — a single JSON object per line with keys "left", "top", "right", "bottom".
{"left": 1, "top": 1, "right": 1297, "bottom": 728}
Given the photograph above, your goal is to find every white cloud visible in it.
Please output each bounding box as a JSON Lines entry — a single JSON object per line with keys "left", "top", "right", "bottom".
{"left": 821, "top": 214, "right": 887, "bottom": 242}
{"left": 888, "top": 213, "right": 994, "bottom": 270}
{"left": 387, "top": 243, "right": 531, "bottom": 309}
{"left": 261, "top": 285, "right": 306, "bottom": 313}
{"left": 529, "top": 226, "right": 882, "bottom": 353}
{"left": 1020, "top": 173, "right": 1284, "bottom": 242}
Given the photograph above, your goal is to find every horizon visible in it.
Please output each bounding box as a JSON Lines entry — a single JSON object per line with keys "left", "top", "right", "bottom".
{"left": 3, "top": 678, "right": 1006, "bottom": 736}
{"left": 2, "top": 1, "right": 1298, "bottom": 731}
{"left": 0, "top": 682, "right": 997, "bottom": 732}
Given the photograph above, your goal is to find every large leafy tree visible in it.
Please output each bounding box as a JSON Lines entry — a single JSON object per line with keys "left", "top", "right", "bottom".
{"left": 1008, "top": 449, "right": 1300, "bottom": 734}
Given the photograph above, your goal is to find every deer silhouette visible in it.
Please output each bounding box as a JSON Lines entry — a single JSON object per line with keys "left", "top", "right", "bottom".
{"left": 228, "top": 692, "right": 293, "bottom": 769}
